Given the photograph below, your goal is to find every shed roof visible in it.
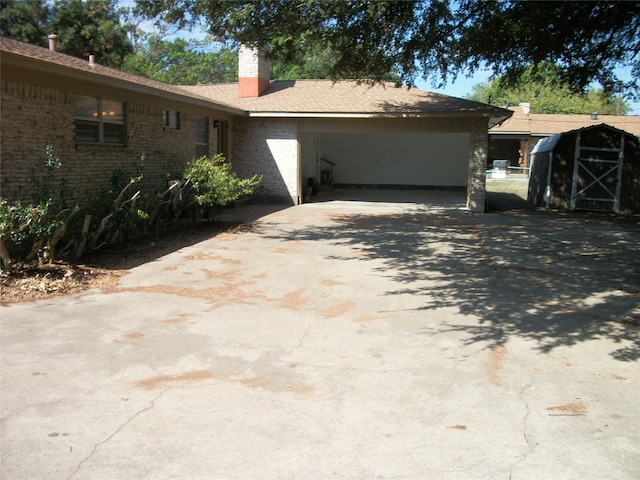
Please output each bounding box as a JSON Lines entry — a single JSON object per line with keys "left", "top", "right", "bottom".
{"left": 490, "top": 106, "right": 640, "bottom": 137}
{"left": 180, "top": 80, "right": 511, "bottom": 123}
{"left": 531, "top": 123, "right": 638, "bottom": 155}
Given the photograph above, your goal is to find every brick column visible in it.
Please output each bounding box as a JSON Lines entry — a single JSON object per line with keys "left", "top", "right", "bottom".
{"left": 467, "top": 119, "right": 488, "bottom": 212}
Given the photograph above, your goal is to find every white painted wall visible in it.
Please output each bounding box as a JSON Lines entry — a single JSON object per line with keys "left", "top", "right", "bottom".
{"left": 318, "top": 132, "right": 470, "bottom": 186}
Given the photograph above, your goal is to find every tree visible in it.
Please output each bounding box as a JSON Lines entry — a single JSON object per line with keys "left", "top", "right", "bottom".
{"left": 133, "top": 0, "right": 640, "bottom": 98}
{"left": 49, "top": 0, "right": 132, "bottom": 68}
{"left": 0, "top": 0, "right": 50, "bottom": 46}
{"left": 0, "top": 0, "right": 132, "bottom": 68}
{"left": 122, "top": 34, "right": 238, "bottom": 84}
{"left": 466, "top": 63, "right": 628, "bottom": 115}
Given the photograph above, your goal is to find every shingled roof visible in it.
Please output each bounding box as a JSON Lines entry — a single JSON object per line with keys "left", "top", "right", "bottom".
{"left": 1, "top": 35, "right": 511, "bottom": 123}
{"left": 491, "top": 106, "right": 640, "bottom": 137}
{"left": 180, "top": 80, "right": 511, "bottom": 122}
{"left": 0, "top": 36, "right": 242, "bottom": 114}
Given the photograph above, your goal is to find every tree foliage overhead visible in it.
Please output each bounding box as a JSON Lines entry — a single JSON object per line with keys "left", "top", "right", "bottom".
{"left": 466, "top": 63, "right": 628, "bottom": 115}
{"left": 0, "top": 0, "right": 132, "bottom": 68}
{"left": 133, "top": 0, "right": 640, "bottom": 97}
{"left": 122, "top": 34, "right": 238, "bottom": 84}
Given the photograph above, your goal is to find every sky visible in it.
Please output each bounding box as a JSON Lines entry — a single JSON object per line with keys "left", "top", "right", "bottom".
{"left": 117, "top": 1, "right": 639, "bottom": 115}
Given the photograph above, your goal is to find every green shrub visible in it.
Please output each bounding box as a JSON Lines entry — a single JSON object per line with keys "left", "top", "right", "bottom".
{"left": 184, "top": 154, "right": 262, "bottom": 208}
{"left": 1, "top": 151, "right": 263, "bottom": 271}
{"left": 0, "top": 199, "right": 69, "bottom": 272}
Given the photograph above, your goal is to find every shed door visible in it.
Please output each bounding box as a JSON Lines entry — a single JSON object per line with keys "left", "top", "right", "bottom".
{"left": 571, "top": 132, "right": 624, "bottom": 213}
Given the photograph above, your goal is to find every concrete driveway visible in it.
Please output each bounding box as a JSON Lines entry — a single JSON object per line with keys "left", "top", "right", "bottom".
{"left": 1, "top": 189, "right": 639, "bottom": 480}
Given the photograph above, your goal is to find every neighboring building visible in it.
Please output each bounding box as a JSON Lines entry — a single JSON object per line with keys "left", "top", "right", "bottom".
{"left": 1, "top": 37, "right": 511, "bottom": 212}
{"left": 489, "top": 104, "right": 640, "bottom": 172}
{"left": 528, "top": 124, "right": 640, "bottom": 214}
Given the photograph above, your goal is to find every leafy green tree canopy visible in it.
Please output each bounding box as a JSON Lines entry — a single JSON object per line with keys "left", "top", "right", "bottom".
{"left": 122, "top": 34, "right": 238, "bottom": 84}
{"left": 466, "top": 63, "right": 628, "bottom": 115}
{"left": 133, "top": 0, "right": 640, "bottom": 97}
{"left": 0, "top": 0, "right": 50, "bottom": 46}
{"left": 1, "top": 0, "right": 132, "bottom": 68}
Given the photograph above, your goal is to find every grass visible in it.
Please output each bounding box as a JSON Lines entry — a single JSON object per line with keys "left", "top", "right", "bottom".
{"left": 485, "top": 176, "right": 531, "bottom": 211}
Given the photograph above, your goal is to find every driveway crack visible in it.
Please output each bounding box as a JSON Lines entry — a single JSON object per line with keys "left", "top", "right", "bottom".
{"left": 508, "top": 380, "right": 538, "bottom": 479}
{"left": 66, "top": 390, "right": 166, "bottom": 480}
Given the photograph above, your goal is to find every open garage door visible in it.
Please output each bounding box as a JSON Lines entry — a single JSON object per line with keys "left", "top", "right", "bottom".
{"left": 306, "top": 132, "right": 470, "bottom": 188}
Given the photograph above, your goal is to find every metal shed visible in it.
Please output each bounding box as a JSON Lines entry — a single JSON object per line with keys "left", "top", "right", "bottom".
{"left": 528, "top": 124, "right": 640, "bottom": 214}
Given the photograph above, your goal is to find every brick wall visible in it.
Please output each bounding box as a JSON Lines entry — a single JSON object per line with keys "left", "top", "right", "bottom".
{"left": 238, "top": 45, "right": 270, "bottom": 81}
{"left": 467, "top": 118, "right": 488, "bottom": 212}
{"left": 1, "top": 80, "right": 217, "bottom": 206}
{"left": 232, "top": 119, "right": 298, "bottom": 204}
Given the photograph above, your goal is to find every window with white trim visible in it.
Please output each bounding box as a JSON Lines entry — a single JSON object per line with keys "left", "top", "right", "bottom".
{"left": 75, "top": 95, "right": 125, "bottom": 145}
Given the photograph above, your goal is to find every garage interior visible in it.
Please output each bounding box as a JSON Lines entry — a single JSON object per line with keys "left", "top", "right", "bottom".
{"left": 301, "top": 131, "right": 470, "bottom": 200}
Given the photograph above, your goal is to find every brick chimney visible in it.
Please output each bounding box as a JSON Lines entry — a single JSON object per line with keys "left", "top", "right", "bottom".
{"left": 238, "top": 44, "right": 270, "bottom": 98}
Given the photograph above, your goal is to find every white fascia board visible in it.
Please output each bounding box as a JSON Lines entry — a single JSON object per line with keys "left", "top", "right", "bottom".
{"left": 248, "top": 111, "right": 506, "bottom": 119}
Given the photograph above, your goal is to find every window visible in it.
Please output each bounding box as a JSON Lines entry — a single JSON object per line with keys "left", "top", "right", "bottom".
{"left": 163, "top": 110, "right": 180, "bottom": 129}
{"left": 195, "top": 116, "right": 209, "bottom": 157}
{"left": 75, "top": 95, "right": 125, "bottom": 145}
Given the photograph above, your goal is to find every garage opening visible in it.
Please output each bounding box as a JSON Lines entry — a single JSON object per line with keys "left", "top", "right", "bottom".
{"left": 301, "top": 132, "right": 470, "bottom": 201}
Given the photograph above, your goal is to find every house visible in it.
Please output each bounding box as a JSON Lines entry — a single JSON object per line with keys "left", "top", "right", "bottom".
{"left": 528, "top": 124, "right": 640, "bottom": 214}
{"left": 1, "top": 37, "right": 511, "bottom": 213}
{"left": 489, "top": 104, "right": 640, "bottom": 172}
{"left": 0, "top": 35, "right": 241, "bottom": 207}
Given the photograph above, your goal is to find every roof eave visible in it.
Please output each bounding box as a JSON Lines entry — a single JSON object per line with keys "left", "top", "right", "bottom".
{"left": 248, "top": 111, "right": 512, "bottom": 120}
{"left": 1, "top": 51, "right": 245, "bottom": 116}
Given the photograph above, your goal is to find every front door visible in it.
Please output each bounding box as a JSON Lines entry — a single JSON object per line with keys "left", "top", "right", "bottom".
{"left": 571, "top": 132, "right": 624, "bottom": 213}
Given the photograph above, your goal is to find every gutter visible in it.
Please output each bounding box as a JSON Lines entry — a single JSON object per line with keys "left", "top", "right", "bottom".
{"left": 248, "top": 111, "right": 512, "bottom": 122}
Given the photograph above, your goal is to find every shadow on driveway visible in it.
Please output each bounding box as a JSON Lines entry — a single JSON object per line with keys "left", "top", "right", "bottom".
{"left": 263, "top": 202, "right": 640, "bottom": 361}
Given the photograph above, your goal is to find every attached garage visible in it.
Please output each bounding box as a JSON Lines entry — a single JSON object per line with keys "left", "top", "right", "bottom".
{"left": 305, "top": 132, "right": 470, "bottom": 187}
{"left": 182, "top": 46, "right": 512, "bottom": 212}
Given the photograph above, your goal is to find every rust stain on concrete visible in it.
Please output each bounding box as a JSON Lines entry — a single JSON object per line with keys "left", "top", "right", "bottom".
{"left": 288, "top": 384, "right": 315, "bottom": 394}
{"left": 321, "top": 279, "right": 343, "bottom": 287}
{"left": 279, "top": 289, "right": 308, "bottom": 310}
{"left": 546, "top": 402, "right": 587, "bottom": 416}
{"left": 126, "top": 332, "right": 145, "bottom": 340}
{"left": 240, "top": 376, "right": 272, "bottom": 389}
{"left": 485, "top": 346, "right": 508, "bottom": 386}
{"left": 449, "top": 425, "right": 467, "bottom": 430}
{"left": 321, "top": 301, "right": 355, "bottom": 318}
{"left": 184, "top": 251, "right": 242, "bottom": 264}
{"left": 136, "top": 370, "right": 214, "bottom": 389}
{"left": 164, "top": 266, "right": 177, "bottom": 271}
{"left": 162, "top": 313, "right": 191, "bottom": 324}
{"left": 273, "top": 240, "right": 304, "bottom": 254}
{"left": 122, "top": 278, "right": 261, "bottom": 306}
